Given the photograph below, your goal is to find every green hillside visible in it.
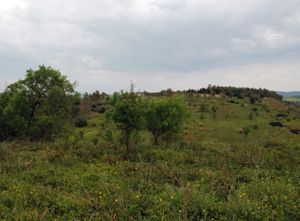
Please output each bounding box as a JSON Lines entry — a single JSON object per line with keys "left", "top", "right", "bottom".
{"left": 1, "top": 93, "right": 299, "bottom": 220}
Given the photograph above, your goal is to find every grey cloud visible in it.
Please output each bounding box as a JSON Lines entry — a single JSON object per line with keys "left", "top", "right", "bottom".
{"left": 0, "top": 0, "right": 299, "bottom": 92}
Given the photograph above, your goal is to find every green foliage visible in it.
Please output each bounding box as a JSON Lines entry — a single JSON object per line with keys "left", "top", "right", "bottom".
{"left": 146, "top": 97, "right": 187, "bottom": 145}
{"left": 29, "top": 116, "right": 66, "bottom": 141}
{"left": 248, "top": 112, "right": 254, "bottom": 120}
{"left": 99, "top": 119, "right": 116, "bottom": 144}
{"left": 110, "top": 92, "right": 145, "bottom": 156}
{"left": 0, "top": 140, "right": 298, "bottom": 220}
{"left": 211, "top": 105, "right": 218, "bottom": 119}
{"left": 0, "top": 96, "right": 5, "bottom": 140}
{"left": 0, "top": 65, "right": 77, "bottom": 141}
{"left": 92, "top": 138, "right": 99, "bottom": 145}
{"left": 250, "top": 94, "right": 261, "bottom": 104}
{"left": 185, "top": 85, "right": 282, "bottom": 100}
{"left": 74, "top": 116, "right": 88, "bottom": 128}
{"left": 1, "top": 82, "right": 300, "bottom": 219}
{"left": 97, "top": 106, "right": 106, "bottom": 113}
{"left": 199, "top": 104, "right": 208, "bottom": 112}
{"left": 242, "top": 127, "right": 250, "bottom": 137}
{"left": 0, "top": 142, "right": 11, "bottom": 160}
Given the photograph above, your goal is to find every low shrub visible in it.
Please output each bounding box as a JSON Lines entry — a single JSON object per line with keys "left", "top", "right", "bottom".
{"left": 74, "top": 117, "right": 88, "bottom": 128}
{"left": 269, "top": 121, "right": 283, "bottom": 127}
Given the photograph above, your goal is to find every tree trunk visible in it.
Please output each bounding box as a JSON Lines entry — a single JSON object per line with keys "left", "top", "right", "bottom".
{"left": 125, "top": 131, "right": 131, "bottom": 159}
{"left": 153, "top": 134, "right": 159, "bottom": 145}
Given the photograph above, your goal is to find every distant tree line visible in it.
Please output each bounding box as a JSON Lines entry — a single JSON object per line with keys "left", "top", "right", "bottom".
{"left": 183, "top": 85, "right": 282, "bottom": 100}
{"left": 142, "top": 85, "right": 282, "bottom": 102}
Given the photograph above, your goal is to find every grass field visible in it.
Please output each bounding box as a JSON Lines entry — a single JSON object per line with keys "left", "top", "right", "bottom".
{"left": 0, "top": 95, "right": 299, "bottom": 220}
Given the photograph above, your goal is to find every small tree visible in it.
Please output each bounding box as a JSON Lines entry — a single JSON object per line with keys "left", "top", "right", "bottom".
{"left": 0, "top": 94, "right": 6, "bottom": 141}
{"left": 242, "top": 127, "right": 250, "bottom": 138}
{"left": 110, "top": 92, "right": 144, "bottom": 157}
{"left": 211, "top": 106, "right": 218, "bottom": 119}
{"left": 249, "top": 94, "right": 260, "bottom": 104}
{"left": 146, "top": 97, "right": 187, "bottom": 145}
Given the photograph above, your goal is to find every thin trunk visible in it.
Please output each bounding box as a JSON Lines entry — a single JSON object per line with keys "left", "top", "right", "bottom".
{"left": 30, "top": 100, "right": 41, "bottom": 122}
{"left": 125, "top": 131, "right": 131, "bottom": 159}
{"left": 153, "top": 134, "right": 159, "bottom": 145}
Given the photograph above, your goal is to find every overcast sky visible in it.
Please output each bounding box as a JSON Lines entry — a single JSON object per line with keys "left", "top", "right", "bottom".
{"left": 0, "top": 0, "right": 299, "bottom": 92}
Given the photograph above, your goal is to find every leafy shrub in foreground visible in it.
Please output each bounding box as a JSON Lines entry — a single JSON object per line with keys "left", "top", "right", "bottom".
{"left": 0, "top": 65, "right": 78, "bottom": 141}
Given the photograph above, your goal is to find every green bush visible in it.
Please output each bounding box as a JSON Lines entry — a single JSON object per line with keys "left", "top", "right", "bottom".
{"left": 29, "top": 116, "right": 65, "bottom": 141}
{"left": 0, "top": 65, "right": 77, "bottom": 141}
{"left": 110, "top": 92, "right": 145, "bottom": 158}
{"left": 97, "top": 106, "right": 106, "bottom": 113}
{"left": 146, "top": 97, "right": 188, "bottom": 145}
{"left": 74, "top": 116, "right": 88, "bottom": 128}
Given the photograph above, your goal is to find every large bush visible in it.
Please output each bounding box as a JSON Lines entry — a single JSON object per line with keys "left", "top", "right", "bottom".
{"left": 0, "top": 65, "right": 78, "bottom": 141}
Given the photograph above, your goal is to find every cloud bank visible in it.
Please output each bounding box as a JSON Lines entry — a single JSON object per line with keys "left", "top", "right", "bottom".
{"left": 0, "top": 0, "right": 299, "bottom": 92}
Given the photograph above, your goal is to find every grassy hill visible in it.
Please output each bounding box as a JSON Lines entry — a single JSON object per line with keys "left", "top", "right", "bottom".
{"left": 0, "top": 94, "right": 299, "bottom": 220}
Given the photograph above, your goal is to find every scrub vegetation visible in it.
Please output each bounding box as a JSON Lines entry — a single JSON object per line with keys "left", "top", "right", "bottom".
{"left": 0, "top": 66, "right": 299, "bottom": 220}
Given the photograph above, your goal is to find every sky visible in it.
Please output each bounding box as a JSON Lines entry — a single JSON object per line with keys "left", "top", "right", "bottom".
{"left": 0, "top": 0, "right": 299, "bottom": 93}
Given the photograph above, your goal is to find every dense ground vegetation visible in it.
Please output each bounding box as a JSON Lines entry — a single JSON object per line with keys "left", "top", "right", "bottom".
{"left": 0, "top": 68, "right": 299, "bottom": 220}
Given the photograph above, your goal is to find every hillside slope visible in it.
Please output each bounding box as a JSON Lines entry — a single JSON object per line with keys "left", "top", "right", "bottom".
{"left": 0, "top": 95, "right": 299, "bottom": 220}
